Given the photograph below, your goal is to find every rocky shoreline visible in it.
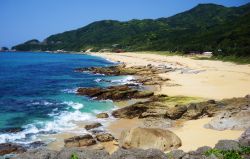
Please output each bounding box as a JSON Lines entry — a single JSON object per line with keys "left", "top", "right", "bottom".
{"left": 1, "top": 64, "right": 250, "bottom": 158}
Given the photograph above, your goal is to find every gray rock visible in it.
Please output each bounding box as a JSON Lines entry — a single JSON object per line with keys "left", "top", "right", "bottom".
{"left": 239, "top": 128, "right": 250, "bottom": 146}
{"left": 17, "top": 148, "right": 57, "bottom": 159}
{"left": 214, "top": 140, "right": 240, "bottom": 151}
{"left": 56, "top": 148, "right": 109, "bottom": 159}
{"left": 168, "top": 149, "right": 185, "bottom": 159}
{"left": 204, "top": 109, "right": 250, "bottom": 130}
{"left": 110, "top": 148, "right": 168, "bottom": 159}
{"left": 195, "top": 146, "right": 212, "bottom": 155}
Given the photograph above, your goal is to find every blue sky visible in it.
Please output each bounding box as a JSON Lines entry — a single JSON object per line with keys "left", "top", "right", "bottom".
{"left": 1, "top": 0, "right": 249, "bottom": 48}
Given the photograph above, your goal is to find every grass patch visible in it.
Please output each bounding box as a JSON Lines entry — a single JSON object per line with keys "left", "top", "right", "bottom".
{"left": 205, "top": 147, "right": 250, "bottom": 159}
{"left": 71, "top": 153, "right": 79, "bottom": 159}
{"left": 162, "top": 96, "right": 205, "bottom": 107}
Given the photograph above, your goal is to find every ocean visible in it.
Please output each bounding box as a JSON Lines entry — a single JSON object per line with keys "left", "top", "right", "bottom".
{"left": 0, "top": 52, "right": 132, "bottom": 146}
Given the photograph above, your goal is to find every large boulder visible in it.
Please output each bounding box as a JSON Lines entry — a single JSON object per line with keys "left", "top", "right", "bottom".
{"left": 85, "top": 123, "right": 102, "bottom": 130}
{"left": 110, "top": 148, "right": 168, "bottom": 159}
{"left": 0, "top": 143, "right": 26, "bottom": 155}
{"left": 119, "top": 127, "right": 181, "bottom": 151}
{"left": 204, "top": 109, "right": 250, "bottom": 130}
{"left": 64, "top": 134, "right": 96, "bottom": 148}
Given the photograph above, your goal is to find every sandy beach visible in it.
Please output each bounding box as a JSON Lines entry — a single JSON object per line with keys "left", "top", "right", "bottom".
{"left": 92, "top": 52, "right": 249, "bottom": 152}
{"left": 92, "top": 52, "right": 250, "bottom": 100}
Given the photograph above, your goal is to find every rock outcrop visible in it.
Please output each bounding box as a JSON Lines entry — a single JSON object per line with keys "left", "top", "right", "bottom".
{"left": 112, "top": 95, "right": 250, "bottom": 123}
{"left": 77, "top": 85, "right": 154, "bottom": 101}
{"left": 85, "top": 123, "right": 102, "bottom": 130}
{"left": 75, "top": 64, "right": 171, "bottom": 86}
{"left": 119, "top": 127, "right": 181, "bottom": 151}
{"left": 96, "top": 133, "right": 115, "bottom": 142}
{"left": 0, "top": 143, "right": 26, "bottom": 155}
{"left": 64, "top": 134, "right": 96, "bottom": 148}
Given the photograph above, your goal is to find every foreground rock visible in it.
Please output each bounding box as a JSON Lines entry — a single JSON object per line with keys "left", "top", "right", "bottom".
{"left": 0, "top": 143, "right": 26, "bottom": 155}
{"left": 77, "top": 85, "right": 154, "bottom": 101}
{"left": 17, "top": 148, "right": 169, "bottom": 159}
{"left": 85, "top": 123, "right": 102, "bottom": 130}
{"left": 110, "top": 148, "right": 168, "bottom": 159}
{"left": 239, "top": 128, "right": 250, "bottom": 147}
{"left": 64, "top": 134, "right": 96, "bottom": 148}
{"left": 119, "top": 127, "right": 181, "bottom": 151}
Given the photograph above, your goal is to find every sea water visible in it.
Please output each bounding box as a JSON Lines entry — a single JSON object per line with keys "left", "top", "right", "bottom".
{"left": 0, "top": 52, "right": 133, "bottom": 145}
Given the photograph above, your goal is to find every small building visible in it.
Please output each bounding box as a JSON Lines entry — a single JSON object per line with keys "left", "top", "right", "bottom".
{"left": 202, "top": 51, "right": 213, "bottom": 56}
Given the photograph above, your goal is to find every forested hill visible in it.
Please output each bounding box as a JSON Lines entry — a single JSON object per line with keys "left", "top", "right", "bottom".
{"left": 13, "top": 3, "right": 250, "bottom": 57}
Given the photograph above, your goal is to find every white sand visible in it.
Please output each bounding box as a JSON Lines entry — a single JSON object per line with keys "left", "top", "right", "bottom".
{"left": 169, "top": 118, "right": 243, "bottom": 152}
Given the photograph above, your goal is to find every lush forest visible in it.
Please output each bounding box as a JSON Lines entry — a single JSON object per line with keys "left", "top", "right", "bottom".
{"left": 13, "top": 3, "right": 250, "bottom": 57}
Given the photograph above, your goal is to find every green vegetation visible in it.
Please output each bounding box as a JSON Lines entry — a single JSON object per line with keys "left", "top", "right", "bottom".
{"left": 71, "top": 153, "right": 79, "bottom": 159}
{"left": 205, "top": 147, "right": 250, "bottom": 159}
{"left": 13, "top": 3, "right": 250, "bottom": 60}
{"left": 193, "top": 55, "right": 250, "bottom": 64}
{"left": 157, "top": 95, "right": 205, "bottom": 107}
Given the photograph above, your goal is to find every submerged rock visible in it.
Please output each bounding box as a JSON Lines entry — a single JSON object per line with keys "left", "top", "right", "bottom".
{"left": 85, "top": 123, "right": 102, "bottom": 130}
{"left": 119, "top": 127, "right": 181, "bottom": 151}
{"left": 64, "top": 134, "right": 96, "bottom": 148}
{"left": 96, "top": 113, "right": 109, "bottom": 118}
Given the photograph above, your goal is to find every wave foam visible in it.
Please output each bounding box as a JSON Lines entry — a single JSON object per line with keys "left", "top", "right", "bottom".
{"left": 63, "top": 101, "right": 84, "bottom": 110}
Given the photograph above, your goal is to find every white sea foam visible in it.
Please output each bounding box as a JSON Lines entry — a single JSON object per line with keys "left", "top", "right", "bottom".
{"left": 61, "top": 88, "right": 77, "bottom": 94}
{"left": 63, "top": 101, "right": 84, "bottom": 110}
{"left": 111, "top": 76, "right": 135, "bottom": 85}
{"left": 94, "top": 78, "right": 102, "bottom": 83}
{"left": 0, "top": 109, "right": 94, "bottom": 144}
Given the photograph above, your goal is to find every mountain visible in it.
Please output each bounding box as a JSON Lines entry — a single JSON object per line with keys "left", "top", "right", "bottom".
{"left": 13, "top": 3, "right": 250, "bottom": 57}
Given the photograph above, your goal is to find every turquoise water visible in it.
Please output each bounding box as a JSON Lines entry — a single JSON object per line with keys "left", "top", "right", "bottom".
{"left": 0, "top": 52, "right": 131, "bottom": 145}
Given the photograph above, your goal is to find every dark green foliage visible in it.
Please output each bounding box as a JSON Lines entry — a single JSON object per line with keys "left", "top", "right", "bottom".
{"left": 13, "top": 3, "right": 250, "bottom": 58}
{"left": 71, "top": 153, "right": 79, "bottom": 159}
{"left": 205, "top": 146, "right": 250, "bottom": 159}
{"left": 0, "top": 47, "right": 9, "bottom": 51}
